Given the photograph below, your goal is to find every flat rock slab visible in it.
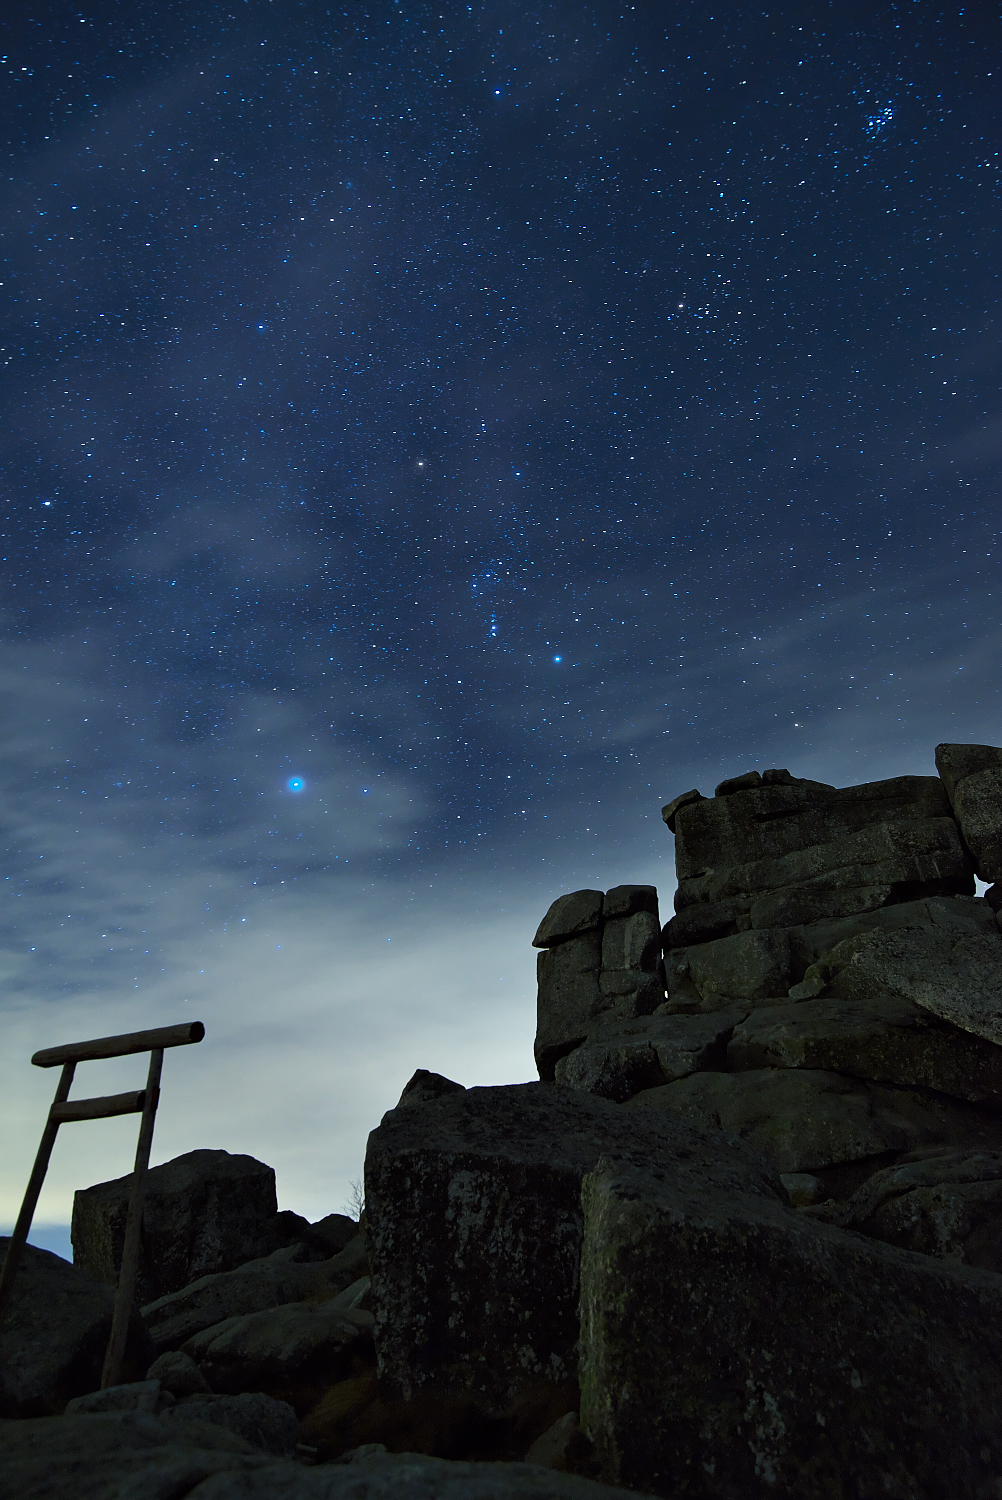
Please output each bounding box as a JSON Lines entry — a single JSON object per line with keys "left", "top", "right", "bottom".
{"left": 554, "top": 1011, "right": 743, "bottom": 1101}
{"left": 579, "top": 1157, "right": 1002, "bottom": 1500}
{"left": 626, "top": 1067, "right": 1002, "bottom": 1174}
{"left": 672, "top": 773, "right": 952, "bottom": 881}
{"left": 676, "top": 814, "right": 971, "bottom": 911}
{"left": 808, "top": 1149, "right": 1002, "bottom": 1274}
{"left": 532, "top": 890, "right": 604, "bottom": 948}
{"left": 728, "top": 992, "right": 1002, "bottom": 1107}
{"left": 143, "top": 1238, "right": 368, "bottom": 1354}
{"left": 182, "top": 1301, "right": 373, "bottom": 1413}
{"left": 822, "top": 925, "right": 1002, "bottom": 1047}
{"left": 0, "top": 1411, "right": 658, "bottom": 1499}
{"left": 364, "top": 1082, "right": 782, "bottom": 1412}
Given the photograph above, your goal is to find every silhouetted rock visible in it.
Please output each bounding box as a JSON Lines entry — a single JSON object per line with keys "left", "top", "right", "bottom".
{"left": 395, "top": 1069, "right": 465, "bottom": 1109}
{"left": 936, "top": 741, "right": 1002, "bottom": 881}
{"left": 535, "top": 886, "right": 664, "bottom": 1078}
{"left": 72, "top": 1150, "right": 292, "bottom": 1304}
{"left": 0, "top": 1239, "right": 148, "bottom": 1417}
{"left": 8, "top": 741, "right": 1002, "bottom": 1494}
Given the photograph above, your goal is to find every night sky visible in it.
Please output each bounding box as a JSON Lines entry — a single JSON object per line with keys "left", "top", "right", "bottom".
{"left": 2, "top": 2, "right": 1000, "bottom": 1254}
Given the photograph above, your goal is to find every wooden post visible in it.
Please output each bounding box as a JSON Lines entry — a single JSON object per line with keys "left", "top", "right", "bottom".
{"left": 0, "top": 1062, "right": 76, "bottom": 1321}
{"left": 0, "top": 1020, "right": 203, "bottom": 1354}
{"left": 100, "top": 1046, "right": 164, "bottom": 1389}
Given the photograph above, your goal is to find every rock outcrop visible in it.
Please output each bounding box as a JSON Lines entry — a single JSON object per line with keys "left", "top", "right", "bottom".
{"left": 533, "top": 886, "right": 663, "bottom": 1077}
{"left": 363, "top": 1081, "right": 781, "bottom": 1415}
{"left": 71, "top": 1149, "right": 339, "bottom": 1304}
{"left": 541, "top": 746, "right": 1002, "bottom": 1216}
{"left": 4, "top": 741, "right": 1002, "bottom": 1498}
{"left": 0, "top": 1240, "right": 148, "bottom": 1417}
{"left": 579, "top": 1156, "right": 1002, "bottom": 1499}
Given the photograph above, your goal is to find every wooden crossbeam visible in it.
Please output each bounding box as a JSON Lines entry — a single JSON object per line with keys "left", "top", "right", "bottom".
{"left": 32, "top": 1020, "right": 205, "bottom": 1069}
{"left": 50, "top": 1090, "right": 146, "bottom": 1123}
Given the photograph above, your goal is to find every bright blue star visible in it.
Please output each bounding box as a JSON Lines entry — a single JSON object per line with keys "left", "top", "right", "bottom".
{"left": 287, "top": 776, "right": 306, "bottom": 793}
{"left": 553, "top": 655, "right": 563, "bottom": 664}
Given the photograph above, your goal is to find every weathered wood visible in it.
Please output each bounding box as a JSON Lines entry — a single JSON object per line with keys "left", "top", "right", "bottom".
{"left": 2, "top": 1020, "right": 204, "bottom": 1345}
{"left": 50, "top": 1090, "right": 146, "bottom": 1123}
{"left": 32, "top": 1020, "right": 205, "bottom": 1069}
{"left": 100, "top": 1048, "right": 164, "bottom": 1388}
{"left": 0, "top": 1062, "right": 76, "bottom": 1320}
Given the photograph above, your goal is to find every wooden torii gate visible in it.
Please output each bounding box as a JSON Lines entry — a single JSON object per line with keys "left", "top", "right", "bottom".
{"left": 0, "top": 1019, "right": 204, "bottom": 1388}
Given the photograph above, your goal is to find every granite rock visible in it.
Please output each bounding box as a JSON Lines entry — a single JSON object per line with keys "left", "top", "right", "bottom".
{"left": 182, "top": 1299, "right": 374, "bottom": 1413}
{"left": 727, "top": 992, "right": 1002, "bottom": 1107}
{"left": 363, "top": 1081, "right": 782, "bottom": 1414}
{"left": 143, "top": 1239, "right": 369, "bottom": 1355}
{"left": 818, "top": 923, "right": 1002, "bottom": 1047}
{"left": 936, "top": 742, "right": 1002, "bottom": 882}
{"left": 806, "top": 1148, "right": 1002, "bottom": 1273}
{"left": 579, "top": 1156, "right": 1002, "bottom": 1500}
{"left": 0, "top": 1239, "right": 147, "bottom": 1418}
{"left": 532, "top": 890, "right": 604, "bottom": 948}
{"left": 72, "top": 1150, "right": 292, "bottom": 1304}
{"left": 554, "top": 1011, "right": 741, "bottom": 1102}
{"left": 626, "top": 1066, "right": 1002, "bottom": 1176}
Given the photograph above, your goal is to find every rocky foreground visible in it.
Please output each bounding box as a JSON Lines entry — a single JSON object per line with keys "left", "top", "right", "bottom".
{"left": 2, "top": 741, "right": 1002, "bottom": 1498}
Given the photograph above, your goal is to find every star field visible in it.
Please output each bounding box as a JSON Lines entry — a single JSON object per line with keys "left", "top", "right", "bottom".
{"left": 1, "top": 0, "right": 1000, "bottom": 1233}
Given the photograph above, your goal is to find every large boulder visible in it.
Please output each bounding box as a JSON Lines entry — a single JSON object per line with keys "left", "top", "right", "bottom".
{"left": 936, "top": 742, "right": 1002, "bottom": 882}
{"left": 162, "top": 1390, "right": 299, "bottom": 1457}
{"left": 579, "top": 1156, "right": 1002, "bottom": 1500}
{"left": 0, "top": 1411, "right": 658, "bottom": 1499}
{"left": 666, "top": 927, "right": 793, "bottom": 1005}
{"left": 0, "top": 1240, "right": 148, "bottom": 1417}
{"left": 627, "top": 1067, "right": 1002, "bottom": 1177}
{"left": 72, "top": 1150, "right": 292, "bottom": 1304}
{"left": 673, "top": 772, "right": 948, "bottom": 870}
{"left": 364, "top": 1082, "right": 782, "bottom": 1415}
{"left": 813, "top": 923, "right": 1002, "bottom": 1046}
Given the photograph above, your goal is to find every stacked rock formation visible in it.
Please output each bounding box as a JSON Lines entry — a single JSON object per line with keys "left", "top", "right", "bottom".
{"left": 4, "top": 741, "right": 1002, "bottom": 1500}
{"left": 537, "top": 745, "right": 1002, "bottom": 1219}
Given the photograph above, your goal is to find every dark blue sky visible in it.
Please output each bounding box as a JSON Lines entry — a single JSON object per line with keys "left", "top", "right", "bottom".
{"left": 2, "top": 0, "right": 1000, "bottom": 1238}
